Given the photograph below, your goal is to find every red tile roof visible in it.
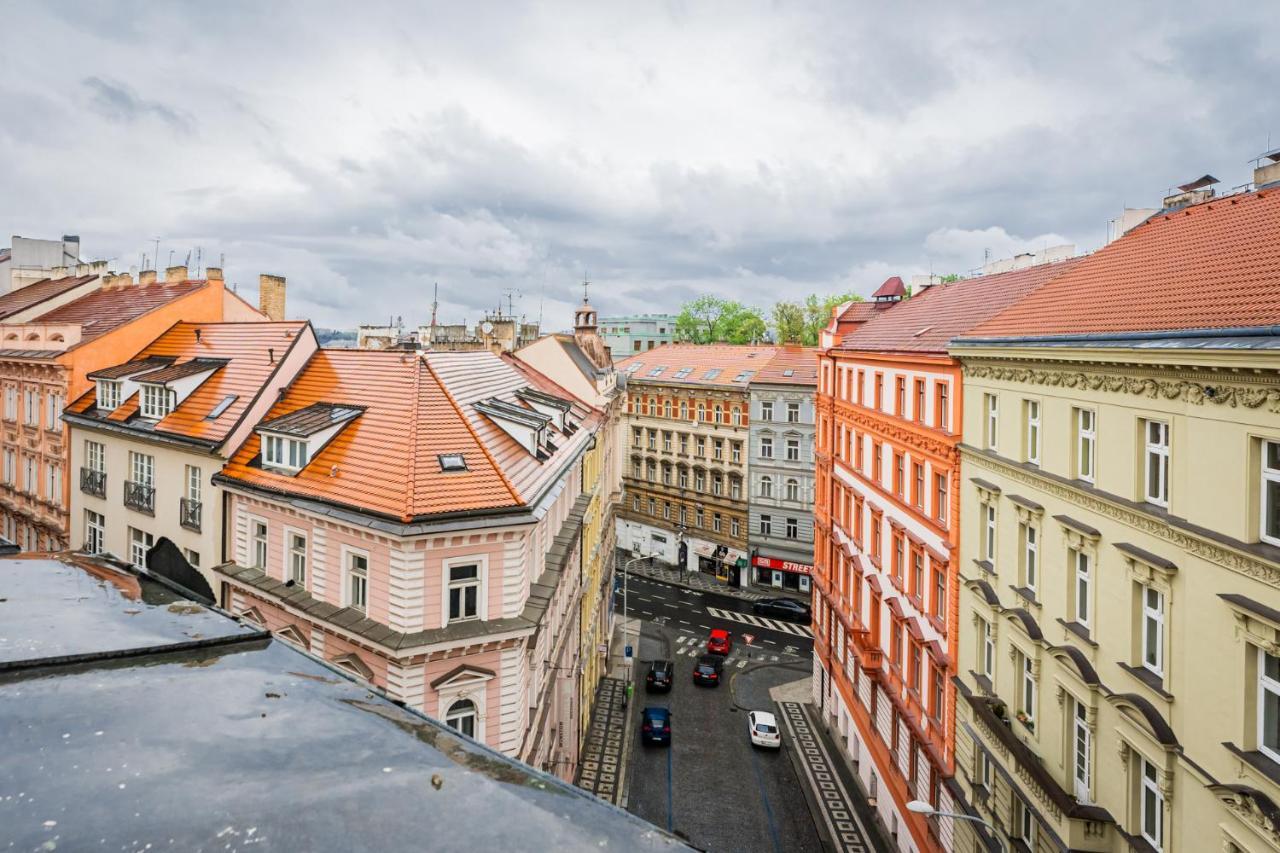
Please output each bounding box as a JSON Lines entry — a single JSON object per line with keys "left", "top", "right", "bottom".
{"left": 221, "top": 349, "right": 600, "bottom": 522}
{"left": 617, "top": 343, "right": 778, "bottom": 387}
{"left": 871, "top": 276, "right": 907, "bottom": 300}
{"left": 752, "top": 346, "right": 818, "bottom": 385}
{"left": 36, "top": 280, "right": 207, "bottom": 344}
{"left": 965, "top": 188, "right": 1280, "bottom": 339}
{"left": 0, "top": 275, "right": 97, "bottom": 321}
{"left": 841, "top": 259, "right": 1083, "bottom": 353}
{"left": 836, "top": 301, "right": 890, "bottom": 324}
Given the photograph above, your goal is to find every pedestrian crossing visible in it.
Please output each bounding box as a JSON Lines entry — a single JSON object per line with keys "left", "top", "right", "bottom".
{"left": 706, "top": 606, "right": 814, "bottom": 638}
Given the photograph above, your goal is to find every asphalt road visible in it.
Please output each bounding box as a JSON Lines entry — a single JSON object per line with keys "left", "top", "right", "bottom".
{"left": 617, "top": 578, "right": 822, "bottom": 853}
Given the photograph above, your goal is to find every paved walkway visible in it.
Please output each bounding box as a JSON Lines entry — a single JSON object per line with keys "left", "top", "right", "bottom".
{"left": 777, "top": 701, "right": 889, "bottom": 853}
{"left": 576, "top": 677, "right": 631, "bottom": 805}
{"left": 618, "top": 551, "right": 773, "bottom": 601}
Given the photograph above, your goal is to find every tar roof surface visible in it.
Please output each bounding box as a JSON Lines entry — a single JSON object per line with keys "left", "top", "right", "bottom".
{"left": 617, "top": 343, "right": 778, "bottom": 387}
{"left": 962, "top": 187, "right": 1280, "bottom": 340}
{"left": 0, "top": 555, "right": 686, "bottom": 852}
{"left": 0, "top": 274, "right": 96, "bottom": 321}
{"left": 841, "top": 258, "right": 1084, "bottom": 353}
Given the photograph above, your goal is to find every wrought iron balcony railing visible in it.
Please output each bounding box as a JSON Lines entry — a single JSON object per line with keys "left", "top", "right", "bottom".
{"left": 124, "top": 480, "right": 155, "bottom": 515}
{"left": 80, "top": 467, "right": 106, "bottom": 498}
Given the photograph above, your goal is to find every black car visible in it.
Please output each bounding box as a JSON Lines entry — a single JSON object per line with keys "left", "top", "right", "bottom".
{"left": 646, "top": 659, "right": 674, "bottom": 693}
{"left": 752, "top": 596, "right": 812, "bottom": 623}
{"left": 692, "top": 654, "right": 724, "bottom": 687}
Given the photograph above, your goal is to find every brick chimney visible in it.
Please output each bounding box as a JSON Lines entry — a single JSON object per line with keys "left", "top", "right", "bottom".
{"left": 165, "top": 265, "right": 187, "bottom": 283}
{"left": 114, "top": 273, "right": 134, "bottom": 288}
{"left": 205, "top": 267, "right": 223, "bottom": 282}
{"left": 259, "top": 274, "right": 286, "bottom": 321}
{"left": 139, "top": 270, "right": 157, "bottom": 286}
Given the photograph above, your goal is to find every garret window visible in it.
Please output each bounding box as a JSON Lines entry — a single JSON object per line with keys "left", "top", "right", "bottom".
{"left": 257, "top": 402, "right": 364, "bottom": 474}
{"left": 131, "top": 358, "right": 226, "bottom": 421}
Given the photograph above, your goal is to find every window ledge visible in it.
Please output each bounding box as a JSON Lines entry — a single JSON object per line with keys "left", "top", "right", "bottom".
{"left": 1117, "top": 661, "right": 1174, "bottom": 702}
{"left": 1056, "top": 618, "right": 1098, "bottom": 648}
{"left": 1010, "top": 585, "right": 1040, "bottom": 608}
{"left": 1223, "top": 743, "right": 1280, "bottom": 790}
{"left": 972, "top": 559, "right": 995, "bottom": 576}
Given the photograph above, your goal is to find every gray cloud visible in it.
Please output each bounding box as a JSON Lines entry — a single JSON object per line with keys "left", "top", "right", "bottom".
{"left": 0, "top": 1, "right": 1273, "bottom": 330}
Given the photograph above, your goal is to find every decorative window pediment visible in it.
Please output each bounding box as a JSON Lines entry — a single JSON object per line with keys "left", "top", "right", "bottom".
{"left": 330, "top": 652, "right": 375, "bottom": 681}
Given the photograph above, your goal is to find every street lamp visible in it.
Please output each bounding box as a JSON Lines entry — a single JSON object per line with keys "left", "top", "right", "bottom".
{"left": 906, "top": 801, "right": 1007, "bottom": 853}
{"left": 619, "top": 551, "right": 653, "bottom": 704}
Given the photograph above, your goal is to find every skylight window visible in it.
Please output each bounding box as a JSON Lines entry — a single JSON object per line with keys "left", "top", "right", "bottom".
{"left": 647, "top": 365, "right": 667, "bottom": 377}
{"left": 703, "top": 368, "right": 722, "bottom": 380}
{"left": 206, "top": 394, "right": 238, "bottom": 420}
{"left": 438, "top": 453, "right": 468, "bottom": 472}
{"left": 733, "top": 370, "right": 754, "bottom": 382}
{"left": 626, "top": 362, "right": 644, "bottom": 374}
{"left": 782, "top": 369, "right": 795, "bottom": 377}
{"left": 673, "top": 367, "right": 693, "bottom": 379}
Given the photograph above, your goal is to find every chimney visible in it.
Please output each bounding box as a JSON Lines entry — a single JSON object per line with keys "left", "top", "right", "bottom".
{"left": 51, "top": 266, "right": 68, "bottom": 279}
{"left": 89, "top": 260, "right": 108, "bottom": 276}
{"left": 1255, "top": 151, "right": 1280, "bottom": 189}
{"left": 165, "top": 265, "right": 187, "bottom": 283}
{"left": 1162, "top": 174, "right": 1218, "bottom": 210}
{"left": 139, "top": 270, "right": 157, "bottom": 286}
{"left": 259, "top": 274, "right": 286, "bottom": 321}
{"left": 75, "top": 263, "right": 90, "bottom": 276}
{"left": 205, "top": 267, "right": 223, "bottom": 282}
{"left": 101, "top": 274, "right": 116, "bottom": 288}
{"left": 115, "top": 272, "right": 134, "bottom": 288}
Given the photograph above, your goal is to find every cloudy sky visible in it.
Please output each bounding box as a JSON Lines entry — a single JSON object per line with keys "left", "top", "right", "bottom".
{"left": 0, "top": 2, "right": 1274, "bottom": 330}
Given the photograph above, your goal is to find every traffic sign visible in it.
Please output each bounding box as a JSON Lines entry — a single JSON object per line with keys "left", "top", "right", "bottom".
{"left": 742, "top": 633, "right": 756, "bottom": 646}
{"left": 624, "top": 644, "right": 633, "bottom": 659}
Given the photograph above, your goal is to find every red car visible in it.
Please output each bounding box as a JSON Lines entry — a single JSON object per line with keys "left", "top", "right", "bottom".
{"left": 707, "top": 628, "right": 732, "bottom": 655}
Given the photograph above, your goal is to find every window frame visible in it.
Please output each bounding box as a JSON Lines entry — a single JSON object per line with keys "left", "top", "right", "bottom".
{"left": 1077, "top": 407, "right": 1096, "bottom": 483}
{"left": 1259, "top": 647, "right": 1280, "bottom": 764}
{"left": 1141, "top": 586, "right": 1165, "bottom": 677}
{"left": 1139, "top": 757, "right": 1164, "bottom": 850}
{"left": 85, "top": 509, "right": 105, "bottom": 554}
{"left": 985, "top": 393, "right": 998, "bottom": 449}
{"left": 345, "top": 548, "right": 370, "bottom": 614}
{"left": 250, "top": 518, "right": 268, "bottom": 569}
{"left": 286, "top": 529, "right": 308, "bottom": 586}
{"left": 1143, "top": 419, "right": 1171, "bottom": 506}
{"left": 129, "top": 526, "right": 154, "bottom": 570}
{"left": 1025, "top": 399, "right": 1041, "bottom": 464}
{"left": 1074, "top": 549, "right": 1091, "bottom": 627}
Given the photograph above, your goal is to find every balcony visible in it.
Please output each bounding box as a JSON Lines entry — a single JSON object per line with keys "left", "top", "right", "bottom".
{"left": 180, "top": 497, "right": 202, "bottom": 532}
{"left": 124, "top": 480, "right": 155, "bottom": 515}
{"left": 80, "top": 467, "right": 106, "bottom": 498}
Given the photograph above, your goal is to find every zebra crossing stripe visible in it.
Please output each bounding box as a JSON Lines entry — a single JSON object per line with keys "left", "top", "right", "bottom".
{"left": 705, "top": 606, "right": 814, "bottom": 639}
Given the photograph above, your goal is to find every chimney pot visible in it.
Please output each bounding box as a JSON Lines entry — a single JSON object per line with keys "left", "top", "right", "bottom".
{"left": 51, "top": 266, "right": 68, "bottom": 279}
{"left": 139, "top": 270, "right": 157, "bottom": 286}
{"left": 205, "top": 267, "right": 223, "bottom": 282}
{"left": 115, "top": 272, "right": 134, "bottom": 288}
{"left": 259, "top": 273, "right": 286, "bottom": 322}
{"left": 165, "top": 265, "right": 187, "bottom": 283}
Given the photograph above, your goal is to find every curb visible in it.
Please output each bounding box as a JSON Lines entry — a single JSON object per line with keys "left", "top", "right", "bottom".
{"left": 621, "top": 566, "right": 768, "bottom": 602}
{"left": 778, "top": 704, "right": 841, "bottom": 853}
{"left": 728, "top": 657, "right": 813, "bottom": 712}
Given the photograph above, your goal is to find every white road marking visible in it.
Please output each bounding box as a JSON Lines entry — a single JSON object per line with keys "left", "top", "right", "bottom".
{"left": 705, "top": 606, "right": 814, "bottom": 639}
{"left": 763, "top": 639, "right": 777, "bottom": 645}
{"left": 736, "top": 659, "right": 748, "bottom": 669}
{"left": 769, "top": 655, "right": 779, "bottom": 662}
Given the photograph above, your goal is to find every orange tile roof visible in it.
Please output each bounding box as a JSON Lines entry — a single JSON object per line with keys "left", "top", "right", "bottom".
{"left": 964, "top": 188, "right": 1280, "bottom": 340}
{"left": 840, "top": 259, "right": 1084, "bottom": 353}
{"left": 221, "top": 349, "right": 600, "bottom": 522}
{"left": 36, "top": 280, "right": 207, "bottom": 344}
{"left": 752, "top": 346, "right": 818, "bottom": 385}
{"left": 836, "top": 301, "right": 891, "bottom": 324}
{"left": 66, "top": 322, "right": 311, "bottom": 447}
{"left": 617, "top": 343, "right": 778, "bottom": 387}
{"left": 0, "top": 275, "right": 97, "bottom": 321}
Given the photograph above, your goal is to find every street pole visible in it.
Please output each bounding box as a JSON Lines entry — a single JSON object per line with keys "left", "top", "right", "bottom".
{"left": 906, "top": 802, "right": 1007, "bottom": 853}
{"left": 620, "top": 552, "right": 651, "bottom": 706}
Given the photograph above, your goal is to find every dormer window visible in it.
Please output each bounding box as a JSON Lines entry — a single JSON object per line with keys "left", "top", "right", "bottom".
{"left": 264, "top": 434, "right": 309, "bottom": 471}
{"left": 140, "top": 384, "right": 176, "bottom": 420}
{"left": 97, "top": 380, "right": 121, "bottom": 410}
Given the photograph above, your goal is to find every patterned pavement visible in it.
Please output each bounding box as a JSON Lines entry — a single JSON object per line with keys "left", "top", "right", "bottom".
{"left": 576, "top": 677, "right": 631, "bottom": 805}
{"left": 777, "top": 701, "right": 880, "bottom": 853}
{"left": 620, "top": 558, "right": 769, "bottom": 601}
{"left": 705, "top": 605, "right": 814, "bottom": 638}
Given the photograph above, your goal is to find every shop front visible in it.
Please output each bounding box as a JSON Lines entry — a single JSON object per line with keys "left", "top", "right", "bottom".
{"left": 751, "top": 554, "right": 813, "bottom": 594}
{"left": 692, "top": 540, "right": 749, "bottom": 585}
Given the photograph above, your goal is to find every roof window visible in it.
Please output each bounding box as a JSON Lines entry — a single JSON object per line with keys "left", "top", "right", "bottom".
{"left": 647, "top": 365, "right": 667, "bottom": 377}
{"left": 703, "top": 368, "right": 722, "bottom": 380}
{"left": 438, "top": 453, "right": 468, "bottom": 472}
{"left": 96, "top": 380, "right": 122, "bottom": 411}
{"left": 673, "top": 367, "right": 693, "bottom": 379}
{"left": 733, "top": 370, "right": 753, "bottom": 382}
{"left": 263, "top": 434, "right": 309, "bottom": 472}
{"left": 206, "top": 394, "right": 238, "bottom": 420}
{"left": 782, "top": 369, "right": 795, "bottom": 377}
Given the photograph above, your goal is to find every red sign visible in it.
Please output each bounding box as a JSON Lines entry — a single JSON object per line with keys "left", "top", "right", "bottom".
{"left": 743, "top": 633, "right": 756, "bottom": 646}
{"left": 751, "top": 556, "right": 814, "bottom": 575}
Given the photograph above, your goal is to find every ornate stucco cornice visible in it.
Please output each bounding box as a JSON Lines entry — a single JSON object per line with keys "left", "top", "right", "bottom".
{"left": 962, "top": 448, "right": 1280, "bottom": 590}
{"left": 834, "top": 402, "right": 956, "bottom": 461}
{"left": 961, "top": 360, "right": 1280, "bottom": 414}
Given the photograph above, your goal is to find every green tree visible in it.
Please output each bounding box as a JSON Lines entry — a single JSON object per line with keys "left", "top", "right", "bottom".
{"left": 772, "top": 301, "right": 805, "bottom": 343}
{"left": 717, "top": 302, "right": 767, "bottom": 343}
{"left": 800, "top": 292, "right": 861, "bottom": 345}
{"left": 674, "top": 295, "right": 731, "bottom": 343}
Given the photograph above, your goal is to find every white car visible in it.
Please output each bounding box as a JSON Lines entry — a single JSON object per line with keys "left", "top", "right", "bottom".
{"left": 748, "top": 710, "right": 781, "bottom": 748}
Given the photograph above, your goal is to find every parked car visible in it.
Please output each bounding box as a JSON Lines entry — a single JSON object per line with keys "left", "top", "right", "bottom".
{"left": 752, "top": 597, "right": 812, "bottom": 623}
{"left": 707, "top": 628, "right": 733, "bottom": 655}
{"left": 646, "top": 659, "right": 674, "bottom": 693}
{"left": 748, "top": 710, "right": 782, "bottom": 748}
{"left": 692, "top": 654, "right": 724, "bottom": 687}
{"left": 641, "top": 706, "right": 672, "bottom": 745}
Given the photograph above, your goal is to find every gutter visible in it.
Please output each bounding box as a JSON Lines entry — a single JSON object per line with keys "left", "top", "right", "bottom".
{"left": 952, "top": 324, "right": 1280, "bottom": 348}
{"left": 62, "top": 412, "right": 222, "bottom": 452}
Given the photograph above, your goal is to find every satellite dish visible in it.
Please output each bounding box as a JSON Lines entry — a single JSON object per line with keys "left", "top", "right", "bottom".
{"left": 480, "top": 321, "right": 494, "bottom": 334}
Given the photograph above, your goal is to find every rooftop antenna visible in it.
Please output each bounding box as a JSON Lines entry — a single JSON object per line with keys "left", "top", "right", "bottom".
{"left": 429, "top": 282, "right": 439, "bottom": 344}
{"left": 152, "top": 238, "right": 160, "bottom": 271}
{"left": 537, "top": 267, "right": 546, "bottom": 330}
{"left": 168, "top": 249, "right": 175, "bottom": 268}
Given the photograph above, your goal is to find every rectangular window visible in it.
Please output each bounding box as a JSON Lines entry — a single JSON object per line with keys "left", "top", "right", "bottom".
{"left": 1140, "top": 759, "right": 1164, "bottom": 850}
{"left": 1259, "top": 439, "right": 1280, "bottom": 545}
{"left": 1022, "top": 523, "right": 1038, "bottom": 593}
{"left": 3, "top": 449, "right": 13, "bottom": 485}
{"left": 647, "top": 429, "right": 657, "bottom": 450}
{"left": 1144, "top": 419, "right": 1170, "bottom": 506}
{"left": 910, "top": 549, "right": 924, "bottom": 601}
{"left": 85, "top": 509, "right": 105, "bottom": 554}
{"left": 931, "top": 664, "right": 945, "bottom": 723}
{"left": 632, "top": 426, "right": 642, "bottom": 447}
{"left": 140, "top": 384, "right": 176, "bottom": 420}
{"left": 45, "top": 392, "right": 63, "bottom": 430}
{"left": 1142, "top": 586, "right": 1164, "bottom": 677}
{"left": 1259, "top": 648, "right": 1280, "bottom": 763}
{"left": 1074, "top": 549, "right": 1091, "bottom": 627}
{"left": 4, "top": 385, "right": 16, "bottom": 419}
{"left": 288, "top": 532, "right": 307, "bottom": 585}
{"left": 932, "top": 565, "right": 946, "bottom": 624}
{"left": 448, "top": 562, "right": 480, "bottom": 621}
{"left": 129, "top": 451, "right": 154, "bottom": 488}
{"left": 934, "top": 472, "right": 947, "bottom": 523}
{"left": 45, "top": 463, "right": 62, "bottom": 506}
{"left": 936, "top": 382, "right": 949, "bottom": 430}
{"left": 348, "top": 552, "right": 369, "bottom": 614}
{"left": 129, "top": 527, "right": 154, "bottom": 569}
{"left": 713, "top": 438, "right": 723, "bottom": 460}
{"left": 761, "top": 400, "right": 773, "bottom": 421}
{"left": 184, "top": 548, "right": 201, "bottom": 568}
{"left": 983, "top": 503, "right": 996, "bottom": 564}
{"left": 872, "top": 441, "right": 882, "bottom": 482}
{"left": 856, "top": 371, "right": 865, "bottom": 405}
{"left": 731, "top": 517, "right": 740, "bottom": 538}
{"left": 1019, "top": 653, "right": 1036, "bottom": 725}
{"left": 912, "top": 462, "right": 924, "bottom": 508}
{"left": 893, "top": 452, "right": 904, "bottom": 497}
{"left": 185, "top": 465, "right": 201, "bottom": 503}
{"left": 86, "top": 440, "right": 105, "bottom": 473}
{"left": 787, "top": 402, "right": 800, "bottom": 423}
{"left": 663, "top": 431, "right": 672, "bottom": 452}
{"left": 895, "top": 377, "right": 906, "bottom": 416}
{"left": 263, "top": 434, "right": 309, "bottom": 471}
{"left": 914, "top": 379, "right": 925, "bottom": 423}
{"left": 985, "top": 394, "right": 999, "bottom": 449}
{"left": 786, "top": 438, "right": 800, "bottom": 462}
{"left": 712, "top": 513, "right": 722, "bottom": 533}
{"left": 251, "top": 520, "right": 268, "bottom": 569}
{"left": 96, "top": 381, "right": 118, "bottom": 411}
{"left": 1077, "top": 408, "right": 1096, "bottom": 482}
{"left": 731, "top": 442, "right": 741, "bottom": 463}
{"left": 760, "top": 515, "right": 772, "bottom": 536}
{"left": 663, "top": 502, "right": 671, "bottom": 520}
{"left": 874, "top": 373, "right": 884, "bottom": 410}
{"left": 1073, "top": 698, "right": 1092, "bottom": 800}
{"left": 695, "top": 436, "right": 706, "bottom": 457}
{"left": 1025, "top": 399, "right": 1040, "bottom": 464}
{"left": 24, "top": 387, "right": 39, "bottom": 426}
{"left": 786, "top": 517, "right": 798, "bottom": 539}
{"left": 24, "top": 456, "right": 36, "bottom": 494}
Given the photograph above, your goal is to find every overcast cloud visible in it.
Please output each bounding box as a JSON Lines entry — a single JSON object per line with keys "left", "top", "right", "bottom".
{"left": 0, "top": 2, "right": 1275, "bottom": 330}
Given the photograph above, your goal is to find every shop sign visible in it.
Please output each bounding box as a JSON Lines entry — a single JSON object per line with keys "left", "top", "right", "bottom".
{"left": 751, "top": 555, "right": 814, "bottom": 575}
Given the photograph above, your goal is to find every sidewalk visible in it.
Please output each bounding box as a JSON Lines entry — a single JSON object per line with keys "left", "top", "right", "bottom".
{"left": 575, "top": 616, "right": 640, "bottom": 807}
{"left": 617, "top": 548, "right": 810, "bottom": 603}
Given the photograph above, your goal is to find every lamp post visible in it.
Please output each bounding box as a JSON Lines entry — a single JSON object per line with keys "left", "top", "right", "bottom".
{"left": 620, "top": 551, "right": 653, "bottom": 702}
{"left": 906, "top": 801, "right": 1007, "bottom": 853}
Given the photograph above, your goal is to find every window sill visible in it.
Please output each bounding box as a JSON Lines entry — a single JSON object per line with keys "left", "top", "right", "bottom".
{"left": 970, "top": 672, "right": 995, "bottom": 695}
{"left": 1010, "top": 585, "right": 1040, "bottom": 608}
{"left": 1117, "top": 662, "right": 1173, "bottom": 701}
{"left": 1223, "top": 742, "right": 1280, "bottom": 790}
{"left": 972, "top": 559, "right": 994, "bottom": 577}
{"left": 1056, "top": 618, "right": 1097, "bottom": 648}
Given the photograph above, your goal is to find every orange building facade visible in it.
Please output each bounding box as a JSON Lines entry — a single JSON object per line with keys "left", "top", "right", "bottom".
{"left": 812, "top": 266, "right": 1078, "bottom": 852}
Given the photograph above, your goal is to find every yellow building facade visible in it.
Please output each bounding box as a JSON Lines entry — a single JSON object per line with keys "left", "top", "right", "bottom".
{"left": 948, "top": 341, "right": 1280, "bottom": 853}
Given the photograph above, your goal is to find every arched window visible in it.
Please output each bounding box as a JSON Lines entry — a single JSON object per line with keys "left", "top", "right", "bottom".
{"left": 680, "top": 400, "right": 689, "bottom": 420}
{"left": 761, "top": 476, "right": 773, "bottom": 498}
{"left": 647, "top": 398, "right": 656, "bottom": 416}
{"left": 786, "top": 478, "right": 800, "bottom": 502}
{"left": 445, "top": 698, "right": 477, "bottom": 738}
{"left": 664, "top": 400, "right": 672, "bottom": 418}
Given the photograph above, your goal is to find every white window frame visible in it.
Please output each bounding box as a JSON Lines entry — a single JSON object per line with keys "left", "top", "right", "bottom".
{"left": 985, "top": 394, "right": 999, "bottom": 449}
{"left": 45, "top": 463, "right": 62, "bottom": 506}
{"left": 85, "top": 509, "right": 105, "bottom": 554}
{"left": 24, "top": 386, "right": 39, "bottom": 426}
{"left": 85, "top": 440, "right": 105, "bottom": 473}
{"left": 1023, "top": 523, "right": 1038, "bottom": 592}
{"left": 1141, "top": 586, "right": 1164, "bottom": 677}
{"left": 983, "top": 503, "right": 996, "bottom": 564}
{"left": 45, "top": 392, "right": 63, "bottom": 430}
{"left": 263, "top": 433, "right": 309, "bottom": 472}
{"left": 1259, "top": 648, "right": 1280, "bottom": 764}
{"left": 129, "top": 451, "right": 155, "bottom": 488}
{"left": 96, "top": 380, "right": 121, "bottom": 411}
{"left": 787, "top": 402, "right": 800, "bottom": 423}
{"left": 760, "top": 436, "right": 773, "bottom": 459}
{"left": 1073, "top": 698, "right": 1092, "bottom": 802}
{"left": 1077, "top": 408, "right": 1096, "bottom": 482}
{"left": 786, "top": 438, "right": 800, "bottom": 462}
{"left": 981, "top": 618, "right": 995, "bottom": 678}
{"left": 140, "top": 384, "right": 175, "bottom": 420}
{"left": 1025, "top": 399, "right": 1040, "bottom": 464}
{"left": 760, "top": 476, "right": 773, "bottom": 499}
{"left": 785, "top": 478, "right": 799, "bottom": 502}
{"left": 1139, "top": 758, "right": 1164, "bottom": 850}
{"left": 249, "top": 517, "right": 268, "bottom": 569}
{"left": 1144, "top": 419, "right": 1170, "bottom": 506}
{"left": 442, "top": 555, "right": 488, "bottom": 626}
{"left": 445, "top": 697, "right": 478, "bottom": 738}
{"left": 760, "top": 515, "right": 772, "bottom": 537}
{"left": 1074, "top": 549, "right": 1092, "bottom": 627}
{"left": 286, "top": 529, "right": 308, "bottom": 586}
{"left": 129, "top": 526, "right": 153, "bottom": 570}
{"left": 760, "top": 400, "right": 773, "bottom": 421}
{"left": 1262, "top": 440, "right": 1280, "bottom": 546}
{"left": 184, "top": 465, "right": 202, "bottom": 503}
{"left": 345, "top": 547, "right": 370, "bottom": 614}
{"left": 1020, "top": 653, "right": 1036, "bottom": 723}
